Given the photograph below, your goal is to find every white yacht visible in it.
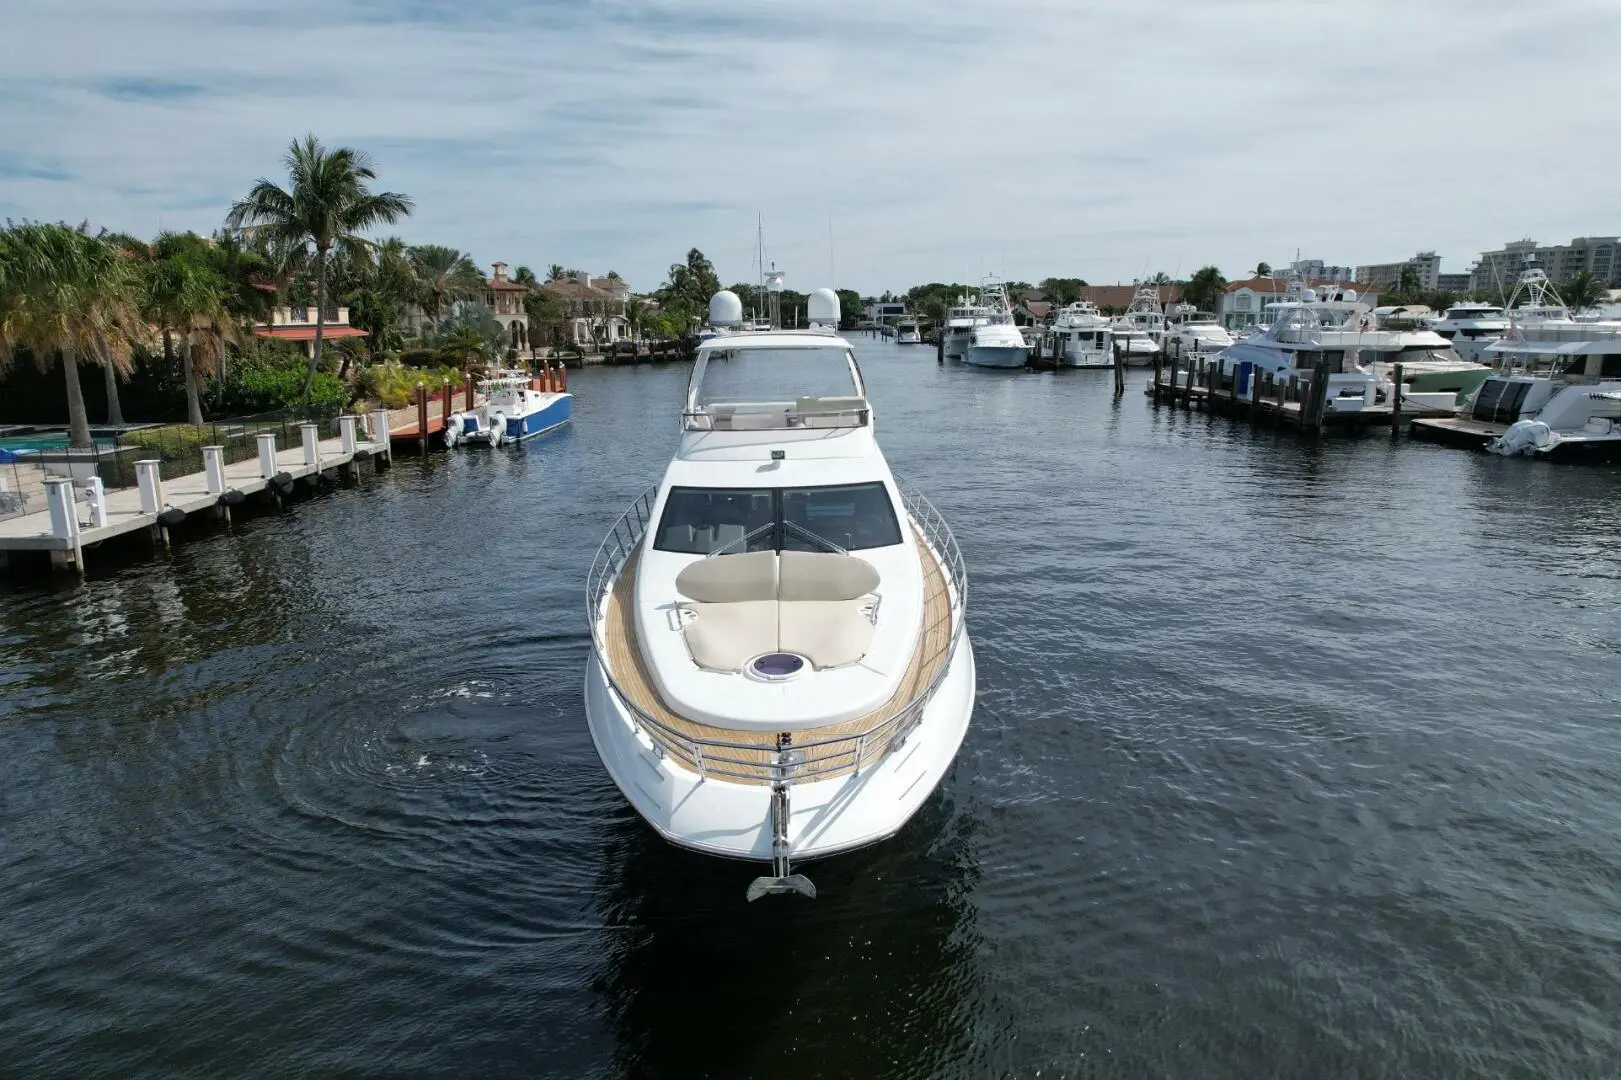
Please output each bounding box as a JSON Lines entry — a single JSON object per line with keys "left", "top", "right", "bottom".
{"left": 1215, "top": 283, "right": 1394, "bottom": 412}
{"left": 444, "top": 372, "right": 573, "bottom": 447}
{"left": 584, "top": 289, "right": 975, "bottom": 900}
{"left": 963, "top": 279, "right": 1026, "bottom": 368}
{"left": 1108, "top": 325, "right": 1160, "bottom": 365}
{"left": 896, "top": 316, "right": 922, "bottom": 344}
{"left": 1164, "top": 306, "right": 1234, "bottom": 361}
{"left": 1113, "top": 281, "right": 1168, "bottom": 344}
{"left": 941, "top": 293, "right": 989, "bottom": 360}
{"left": 1428, "top": 301, "right": 1509, "bottom": 363}
{"left": 1412, "top": 273, "right": 1621, "bottom": 460}
{"left": 1043, "top": 301, "right": 1112, "bottom": 368}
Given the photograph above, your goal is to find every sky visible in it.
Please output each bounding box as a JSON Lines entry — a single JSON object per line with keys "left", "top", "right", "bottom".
{"left": 1, "top": 0, "right": 1618, "bottom": 295}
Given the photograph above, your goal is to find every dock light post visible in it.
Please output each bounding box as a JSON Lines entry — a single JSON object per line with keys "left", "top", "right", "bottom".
{"left": 83, "top": 476, "right": 108, "bottom": 527}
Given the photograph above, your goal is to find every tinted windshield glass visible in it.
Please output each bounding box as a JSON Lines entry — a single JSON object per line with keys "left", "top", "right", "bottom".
{"left": 654, "top": 487, "right": 774, "bottom": 554}
{"left": 782, "top": 483, "right": 903, "bottom": 551}
{"left": 696, "top": 346, "right": 856, "bottom": 406}
{"left": 654, "top": 482, "right": 903, "bottom": 555}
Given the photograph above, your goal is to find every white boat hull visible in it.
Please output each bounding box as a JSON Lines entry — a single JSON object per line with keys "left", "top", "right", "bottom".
{"left": 584, "top": 636, "right": 975, "bottom": 862}
{"left": 962, "top": 345, "right": 1026, "bottom": 368}
{"left": 943, "top": 331, "right": 972, "bottom": 360}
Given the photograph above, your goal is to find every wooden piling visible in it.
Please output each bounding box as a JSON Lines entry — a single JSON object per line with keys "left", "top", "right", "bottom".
{"left": 441, "top": 378, "right": 452, "bottom": 431}
{"left": 465, "top": 373, "right": 474, "bottom": 411}
{"left": 1152, "top": 350, "right": 1164, "bottom": 404}
{"left": 416, "top": 383, "right": 428, "bottom": 453}
{"left": 1167, "top": 353, "right": 1179, "bottom": 407}
{"left": 1112, "top": 341, "right": 1125, "bottom": 396}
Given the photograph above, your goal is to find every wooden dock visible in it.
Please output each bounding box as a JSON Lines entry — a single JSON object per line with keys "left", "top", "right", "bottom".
{"left": 0, "top": 413, "right": 391, "bottom": 577}
{"left": 1147, "top": 355, "right": 1451, "bottom": 433}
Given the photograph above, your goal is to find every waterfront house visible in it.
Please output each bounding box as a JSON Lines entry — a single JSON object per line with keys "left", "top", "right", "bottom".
{"left": 539, "top": 273, "right": 630, "bottom": 349}
{"left": 253, "top": 306, "right": 367, "bottom": 358}
{"left": 486, "top": 262, "right": 531, "bottom": 352}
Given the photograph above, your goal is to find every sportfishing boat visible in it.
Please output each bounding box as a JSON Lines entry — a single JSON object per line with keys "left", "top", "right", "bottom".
{"left": 963, "top": 280, "right": 1026, "bottom": 368}
{"left": 1114, "top": 281, "right": 1168, "bottom": 344}
{"left": 896, "top": 316, "right": 922, "bottom": 344}
{"left": 584, "top": 288, "right": 974, "bottom": 899}
{"left": 444, "top": 372, "right": 573, "bottom": 447}
{"left": 1043, "top": 301, "right": 1112, "bottom": 368}
{"left": 1428, "top": 301, "right": 1510, "bottom": 363}
{"left": 941, "top": 293, "right": 989, "bottom": 360}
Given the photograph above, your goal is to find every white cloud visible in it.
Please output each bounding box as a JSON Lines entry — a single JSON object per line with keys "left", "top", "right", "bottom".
{"left": 1, "top": 0, "right": 1617, "bottom": 291}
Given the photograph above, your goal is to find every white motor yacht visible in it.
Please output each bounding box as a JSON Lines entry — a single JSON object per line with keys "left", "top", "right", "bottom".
{"left": 1164, "top": 306, "right": 1234, "bottom": 361}
{"left": 896, "top": 316, "right": 922, "bottom": 345}
{"left": 941, "top": 293, "right": 989, "bottom": 360}
{"left": 1428, "top": 301, "right": 1509, "bottom": 364}
{"left": 584, "top": 288, "right": 975, "bottom": 900}
{"left": 1114, "top": 281, "right": 1168, "bottom": 344}
{"left": 1216, "top": 282, "right": 1405, "bottom": 412}
{"left": 963, "top": 279, "right": 1026, "bottom": 368}
{"left": 1108, "top": 325, "right": 1160, "bottom": 365}
{"left": 1044, "top": 301, "right": 1112, "bottom": 368}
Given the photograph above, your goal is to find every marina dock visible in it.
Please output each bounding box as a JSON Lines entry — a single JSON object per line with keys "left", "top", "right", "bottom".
{"left": 0, "top": 413, "right": 391, "bottom": 576}
{"left": 1147, "top": 355, "right": 1452, "bottom": 432}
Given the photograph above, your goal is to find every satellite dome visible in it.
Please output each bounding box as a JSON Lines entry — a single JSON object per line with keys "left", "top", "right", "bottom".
{"left": 708, "top": 290, "right": 743, "bottom": 327}
{"left": 806, "top": 288, "right": 840, "bottom": 327}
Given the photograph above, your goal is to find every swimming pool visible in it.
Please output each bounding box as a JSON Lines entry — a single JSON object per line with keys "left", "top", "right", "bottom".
{"left": 0, "top": 434, "right": 116, "bottom": 452}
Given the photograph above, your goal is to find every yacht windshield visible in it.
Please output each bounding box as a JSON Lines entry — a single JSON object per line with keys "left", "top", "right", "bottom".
{"left": 655, "top": 482, "right": 903, "bottom": 555}
{"left": 696, "top": 346, "right": 857, "bottom": 406}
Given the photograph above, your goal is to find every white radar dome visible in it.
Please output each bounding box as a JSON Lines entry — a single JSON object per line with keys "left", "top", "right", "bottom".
{"left": 807, "top": 288, "right": 840, "bottom": 327}
{"left": 708, "top": 290, "right": 743, "bottom": 327}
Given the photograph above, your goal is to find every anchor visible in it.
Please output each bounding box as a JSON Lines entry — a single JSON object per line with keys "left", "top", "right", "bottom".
{"left": 746, "top": 734, "right": 816, "bottom": 901}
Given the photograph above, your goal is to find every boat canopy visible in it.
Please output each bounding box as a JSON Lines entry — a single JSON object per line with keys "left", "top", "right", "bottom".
{"left": 684, "top": 333, "right": 870, "bottom": 433}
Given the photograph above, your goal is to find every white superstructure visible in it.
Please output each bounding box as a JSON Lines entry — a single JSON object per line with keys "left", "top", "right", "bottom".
{"left": 584, "top": 289, "right": 974, "bottom": 900}
{"left": 1428, "top": 301, "right": 1509, "bottom": 363}
{"left": 1044, "top": 301, "right": 1113, "bottom": 367}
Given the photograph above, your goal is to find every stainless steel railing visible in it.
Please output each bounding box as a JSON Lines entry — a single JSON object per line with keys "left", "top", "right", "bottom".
{"left": 584, "top": 476, "right": 967, "bottom": 785}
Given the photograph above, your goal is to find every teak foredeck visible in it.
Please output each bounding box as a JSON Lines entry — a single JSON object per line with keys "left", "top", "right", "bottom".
{"left": 601, "top": 536, "right": 954, "bottom": 785}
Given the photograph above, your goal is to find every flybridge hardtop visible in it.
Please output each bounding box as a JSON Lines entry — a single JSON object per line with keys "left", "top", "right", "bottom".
{"left": 584, "top": 286, "right": 974, "bottom": 901}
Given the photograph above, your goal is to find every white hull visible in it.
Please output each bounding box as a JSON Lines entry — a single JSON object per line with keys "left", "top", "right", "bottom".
{"left": 943, "top": 330, "right": 972, "bottom": 359}
{"left": 898, "top": 332, "right": 921, "bottom": 344}
{"left": 962, "top": 345, "right": 1026, "bottom": 368}
{"left": 584, "top": 635, "right": 975, "bottom": 861}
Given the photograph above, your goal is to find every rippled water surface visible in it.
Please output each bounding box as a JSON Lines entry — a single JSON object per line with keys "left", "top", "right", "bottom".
{"left": 4, "top": 343, "right": 1620, "bottom": 1079}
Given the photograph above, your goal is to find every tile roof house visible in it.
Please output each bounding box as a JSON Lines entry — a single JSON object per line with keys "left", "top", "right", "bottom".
{"left": 1078, "top": 284, "right": 1184, "bottom": 312}
{"left": 1218, "top": 277, "right": 1381, "bottom": 330}
{"left": 539, "top": 272, "right": 630, "bottom": 348}
{"left": 253, "top": 306, "right": 367, "bottom": 358}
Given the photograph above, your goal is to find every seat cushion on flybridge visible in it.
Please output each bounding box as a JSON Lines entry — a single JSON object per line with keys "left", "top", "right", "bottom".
{"left": 681, "top": 601, "right": 778, "bottom": 672}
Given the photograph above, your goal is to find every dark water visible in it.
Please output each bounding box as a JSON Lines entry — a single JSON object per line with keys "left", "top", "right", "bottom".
{"left": 4, "top": 344, "right": 1620, "bottom": 1079}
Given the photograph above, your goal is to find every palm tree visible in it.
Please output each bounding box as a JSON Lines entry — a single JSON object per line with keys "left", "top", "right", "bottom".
{"left": 0, "top": 222, "right": 138, "bottom": 448}
{"left": 1253, "top": 261, "right": 1272, "bottom": 278}
{"left": 513, "top": 265, "right": 537, "bottom": 286}
{"left": 225, "top": 134, "right": 412, "bottom": 398}
{"left": 409, "top": 244, "right": 485, "bottom": 321}
{"left": 546, "top": 263, "right": 566, "bottom": 282}
{"left": 1396, "top": 264, "right": 1423, "bottom": 298}
{"left": 143, "top": 232, "right": 232, "bottom": 425}
{"left": 1563, "top": 269, "right": 1608, "bottom": 312}
{"left": 1184, "top": 265, "right": 1226, "bottom": 312}
{"left": 96, "top": 230, "right": 155, "bottom": 426}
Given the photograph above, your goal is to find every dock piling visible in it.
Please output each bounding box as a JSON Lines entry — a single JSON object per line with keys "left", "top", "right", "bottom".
{"left": 1390, "top": 362, "right": 1404, "bottom": 435}
{"left": 83, "top": 477, "right": 108, "bottom": 528}
{"left": 300, "top": 423, "right": 320, "bottom": 470}
{"left": 203, "top": 446, "right": 226, "bottom": 494}
{"left": 257, "top": 434, "right": 278, "bottom": 479}
{"left": 1112, "top": 341, "right": 1125, "bottom": 396}
{"left": 339, "top": 416, "right": 357, "bottom": 456}
{"left": 135, "top": 459, "right": 165, "bottom": 514}
{"left": 1152, "top": 351, "right": 1163, "bottom": 404}
{"left": 369, "top": 410, "right": 392, "bottom": 468}
{"left": 43, "top": 479, "right": 81, "bottom": 575}
{"left": 416, "top": 383, "right": 428, "bottom": 454}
